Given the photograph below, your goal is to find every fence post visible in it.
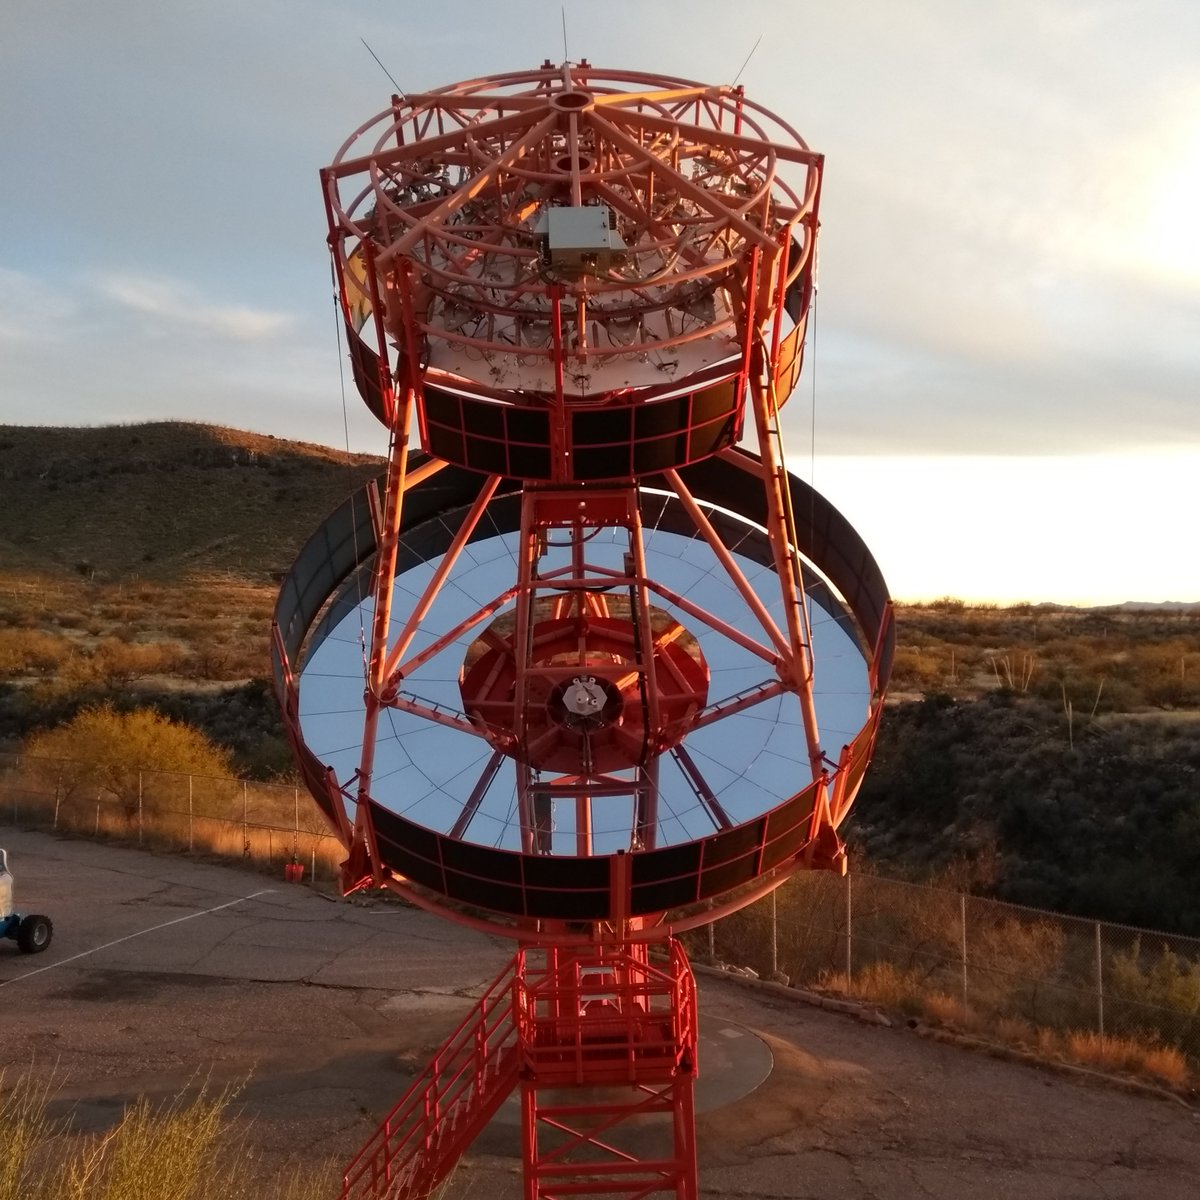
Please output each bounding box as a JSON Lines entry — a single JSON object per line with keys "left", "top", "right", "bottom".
{"left": 845, "top": 870, "right": 853, "bottom": 983}
{"left": 960, "top": 893, "right": 969, "bottom": 1014}
{"left": 1095, "top": 921, "right": 1105, "bottom": 1039}
{"left": 770, "top": 885, "right": 778, "bottom": 978}
{"left": 188, "top": 775, "right": 194, "bottom": 854}
{"left": 138, "top": 771, "right": 144, "bottom": 845}
{"left": 242, "top": 781, "right": 249, "bottom": 858}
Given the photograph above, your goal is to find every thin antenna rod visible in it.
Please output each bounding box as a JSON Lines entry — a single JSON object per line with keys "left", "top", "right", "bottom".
{"left": 361, "top": 37, "right": 405, "bottom": 96}
{"left": 561, "top": 6, "right": 569, "bottom": 61}
{"left": 733, "top": 34, "right": 763, "bottom": 85}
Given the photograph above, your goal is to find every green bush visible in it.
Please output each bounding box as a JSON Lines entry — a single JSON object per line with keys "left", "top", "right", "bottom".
{"left": 1107, "top": 939, "right": 1200, "bottom": 1057}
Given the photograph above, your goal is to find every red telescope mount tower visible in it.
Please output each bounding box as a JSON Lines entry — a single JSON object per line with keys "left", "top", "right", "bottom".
{"left": 272, "top": 62, "right": 893, "bottom": 1200}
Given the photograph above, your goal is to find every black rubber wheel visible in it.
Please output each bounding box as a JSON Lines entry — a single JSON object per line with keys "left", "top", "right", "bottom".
{"left": 17, "top": 913, "right": 52, "bottom": 954}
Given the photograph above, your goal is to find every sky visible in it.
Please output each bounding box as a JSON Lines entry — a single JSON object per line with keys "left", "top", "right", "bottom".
{"left": 2, "top": 1, "right": 1198, "bottom": 605}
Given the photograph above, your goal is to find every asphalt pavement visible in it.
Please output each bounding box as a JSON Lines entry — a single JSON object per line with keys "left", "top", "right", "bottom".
{"left": 2, "top": 827, "right": 1197, "bottom": 1198}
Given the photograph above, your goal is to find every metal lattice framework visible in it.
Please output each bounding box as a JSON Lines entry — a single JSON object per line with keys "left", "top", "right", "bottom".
{"left": 272, "top": 62, "right": 893, "bottom": 1199}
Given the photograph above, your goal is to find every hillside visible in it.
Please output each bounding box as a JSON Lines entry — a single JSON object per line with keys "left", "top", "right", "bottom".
{"left": 0, "top": 422, "right": 383, "bottom": 581}
{"left": 857, "top": 601, "right": 1200, "bottom": 932}
{"left": 0, "top": 422, "right": 383, "bottom": 772}
{"left": 850, "top": 691, "right": 1200, "bottom": 932}
{"left": 889, "top": 598, "right": 1200, "bottom": 711}
{"left": 1, "top": 422, "right": 1198, "bottom": 932}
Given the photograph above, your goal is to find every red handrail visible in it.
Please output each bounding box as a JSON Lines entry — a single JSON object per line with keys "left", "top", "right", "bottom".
{"left": 340, "top": 951, "right": 524, "bottom": 1199}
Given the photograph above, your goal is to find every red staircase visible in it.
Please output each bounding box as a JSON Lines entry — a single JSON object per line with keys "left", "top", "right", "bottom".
{"left": 340, "top": 954, "right": 523, "bottom": 1199}
{"left": 340, "top": 940, "right": 699, "bottom": 1199}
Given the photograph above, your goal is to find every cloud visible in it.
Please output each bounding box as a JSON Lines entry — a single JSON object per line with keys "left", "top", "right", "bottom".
{"left": 95, "top": 273, "right": 294, "bottom": 341}
{"left": 0, "top": 269, "right": 79, "bottom": 344}
{"left": 0, "top": 264, "right": 378, "bottom": 449}
{"left": 3, "top": 2, "right": 1198, "bottom": 470}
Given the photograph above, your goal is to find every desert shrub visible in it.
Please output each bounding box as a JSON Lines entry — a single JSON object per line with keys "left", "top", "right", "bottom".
{"left": 188, "top": 640, "right": 240, "bottom": 680}
{"left": 699, "top": 873, "right": 852, "bottom": 984}
{"left": 0, "top": 629, "right": 71, "bottom": 677}
{"left": 852, "top": 692, "right": 1200, "bottom": 932}
{"left": 23, "top": 705, "right": 235, "bottom": 823}
{"left": 1133, "top": 642, "right": 1200, "bottom": 708}
{"left": 847, "top": 874, "right": 964, "bottom": 982}
{"left": 965, "top": 914, "right": 1067, "bottom": 1024}
{"left": 890, "top": 646, "right": 945, "bottom": 690}
{"left": 89, "top": 638, "right": 187, "bottom": 687}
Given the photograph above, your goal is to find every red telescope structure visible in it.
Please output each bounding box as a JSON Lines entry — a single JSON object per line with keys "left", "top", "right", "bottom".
{"left": 272, "top": 62, "right": 893, "bottom": 1200}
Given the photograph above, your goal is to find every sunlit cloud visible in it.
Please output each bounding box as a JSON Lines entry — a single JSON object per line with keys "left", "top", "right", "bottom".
{"left": 1032, "top": 83, "right": 1200, "bottom": 292}
{"left": 95, "top": 273, "right": 294, "bottom": 341}
{"left": 1133, "top": 121, "right": 1200, "bottom": 285}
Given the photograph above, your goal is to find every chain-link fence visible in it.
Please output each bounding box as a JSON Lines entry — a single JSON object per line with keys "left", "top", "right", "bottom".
{"left": 0, "top": 751, "right": 342, "bottom": 883}
{"left": 698, "top": 869, "right": 1200, "bottom": 1070}
{"left": 3, "top": 750, "right": 1198, "bottom": 1071}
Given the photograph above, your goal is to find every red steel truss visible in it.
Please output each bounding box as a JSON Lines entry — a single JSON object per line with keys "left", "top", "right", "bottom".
{"left": 273, "top": 62, "right": 894, "bottom": 1199}
{"left": 339, "top": 942, "right": 697, "bottom": 1200}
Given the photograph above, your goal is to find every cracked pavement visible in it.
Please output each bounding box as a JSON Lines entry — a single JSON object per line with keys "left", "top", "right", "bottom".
{"left": 2, "top": 828, "right": 1197, "bottom": 1197}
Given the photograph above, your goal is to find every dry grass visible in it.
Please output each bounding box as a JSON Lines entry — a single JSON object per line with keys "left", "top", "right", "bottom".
{"left": 822, "top": 963, "right": 925, "bottom": 1015}
{"left": 2, "top": 780, "right": 343, "bottom": 884}
{"left": 1065, "top": 1032, "right": 1191, "bottom": 1088}
{"left": 992, "top": 1015, "right": 1038, "bottom": 1048}
{"left": 920, "top": 991, "right": 968, "bottom": 1026}
{"left": 0, "top": 1074, "right": 340, "bottom": 1200}
{"left": 0, "top": 1073, "right": 60, "bottom": 1200}
{"left": 0, "top": 572, "right": 278, "bottom": 689}
{"left": 198, "top": 821, "right": 343, "bottom": 880}
{"left": 821, "top": 962, "right": 1193, "bottom": 1090}
{"left": 1139, "top": 1044, "right": 1194, "bottom": 1088}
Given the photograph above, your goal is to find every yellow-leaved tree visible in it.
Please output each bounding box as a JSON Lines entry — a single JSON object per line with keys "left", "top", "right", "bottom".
{"left": 24, "top": 704, "right": 236, "bottom": 824}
